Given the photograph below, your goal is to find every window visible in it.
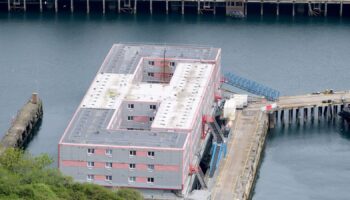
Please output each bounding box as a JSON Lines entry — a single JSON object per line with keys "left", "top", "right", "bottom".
{"left": 149, "top": 117, "right": 154, "bottom": 122}
{"left": 148, "top": 151, "right": 155, "bottom": 157}
{"left": 105, "top": 162, "right": 113, "bottom": 168}
{"left": 87, "top": 161, "right": 94, "bottom": 168}
{"left": 87, "top": 174, "right": 94, "bottom": 181}
{"left": 128, "top": 116, "right": 133, "bottom": 121}
{"left": 147, "top": 164, "right": 154, "bottom": 171}
{"left": 148, "top": 61, "right": 154, "bottom": 66}
{"left": 87, "top": 148, "right": 95, "bottom": 154}
{"left": 150, "top": 105, "right": 156, "bottom": 110}
{"left": 170, "top": 61, "right": 175, "bottom": 67}
{"left": 148, "top": 72, "right": 154, "bottom": 77}
{"left": 129, "top": 163, "right": 136, "bottom": 169}
{"left": 105, "top": 149, "right": 112, "bottom": 156}
{"left": 105, "top": 175, "right": 112, "bottom": 181}
{"left": 129, "top": 150, "right": 136, "bottom": 156}
{"left": 128, "top": 104, "right": 134, "bottom": 109}
{"left": 128, "top": 176, "right": 136, "bottom": 182}
{"left": 147, "top": 177, "right": 154, "bottom": 183}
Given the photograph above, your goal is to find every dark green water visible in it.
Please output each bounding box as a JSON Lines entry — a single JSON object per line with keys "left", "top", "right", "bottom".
{"left": 0, "top": 12, "right": 349, "bottom": 199}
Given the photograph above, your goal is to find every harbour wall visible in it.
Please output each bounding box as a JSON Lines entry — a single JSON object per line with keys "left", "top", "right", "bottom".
{"left": 232, "top": 110, "right": 268, "bottom": 200}
{"left": 0, "top": 93, "right": 43, "bottom": 155}
{"left": 1, "top": 0, "right": 349, "bottom": 17}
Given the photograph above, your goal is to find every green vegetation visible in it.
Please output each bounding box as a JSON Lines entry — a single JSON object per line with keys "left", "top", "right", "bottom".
{"left": 0, "top": 148, "right": 143, "bottom": 200}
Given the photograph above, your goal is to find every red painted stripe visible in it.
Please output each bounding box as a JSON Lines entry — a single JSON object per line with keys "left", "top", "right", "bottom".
{"left": 155, "top": 165, "right": 179, "bottom": 172}
{"left": 95, "top": 149, "right": 105, "bottom": 155}
{"left": 137, "top": 151, "right": 148, "bottom": 157}
{"left": 133, "top": 116, "right": 149, "bottom": 122}
{"left": 136, "top": 164, "right": 148, "bottom": 170}
{"left": 136, "top": 177, "right": 147, "bottom": 183}
{"left": 95, "top": 162, "right": 105, "bottom": 168}
{"left": 62, "top": 160, "right": 86, "bottom": 167}
{"left": 113, "top": 163, "right": 128, "bottom": 169}
{"left": 95, "top": 175, "right": 105, "bottom": 181}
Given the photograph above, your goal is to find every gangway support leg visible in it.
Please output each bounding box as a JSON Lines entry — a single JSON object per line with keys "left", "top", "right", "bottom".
{"left": 166, "top": 0, "right": 168, "bottom": 14}
{"left": 182, "top": 0, "right": 184, "bottom": 14}
{"left": 340, "top": 1, "right": 343, "bottom": 17}
{"left": 303, "top": 107, "right": 308, "bottom": 123}
{"left": 103, "top": 0, "right": 106, "bottom": 14}
{"left": 8, "top": 0, "right": 10, "bottom": 11}
{"left": 86, "top": 0, "right": 90, "bottom": 14}
{"left": 150, "top": 0, "right": 152, "bottom": 14}
{"left": 292, "top": 1, "right": 295, "bottom": 16}
{"left": 70, "top": 0, "right": 74, "bottom": 13}
{"left": 55, "top": 0, "right": 58, "bottom": 13}
{"left": 24, "top": 0, "right": 26, "bottom": 11}
{"left": 40, "top": 0, "right": 43, "bottom": 12}
{"left": 214, "top": 0, "right": 216, "bottom": 15}
{"left": 197, "top": 0, "right": 200, "bottom": 14}
{"left": 134, "top": 0, "right": 137, "bottom": 14}
{"left": 280, "top": 110, "right": 285, "bottom": 125}
{"left": 118, "top": 0, "right": 121, "bottom": 13}
{"left": 260, "top": 1, "right": 263, "bottom": 16}
{"left": 288, "top": 109, "right": 293, "bottom": 124}
{"left": 276, "top": 2, "right": 279, "bottom": 16}
{"left": 324, "top": 2, "right": 327, "bottom": 16}
{"left": 296, "top": 108, "right": 300, "bottom": 124}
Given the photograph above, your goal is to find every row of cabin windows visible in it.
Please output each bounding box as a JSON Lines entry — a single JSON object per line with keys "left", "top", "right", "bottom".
{"left": 127, "top": 104, "right": 157, "bottom": 110}
{"left": 87, "top": 175, "right": 112, "bottom": 181}
{"left": 128, "top": 176, "right": 154, "bottom": 183}
{"left": 87, "top": 162, "right": 154, "bottom": 171}
{"left": 88, "top": 148, "right": 155, "bottom": 158}
{"left": 130, "top": 150, "right": 155, "bottom": 157}
{"left": 148, "top": 60, "right": 176, "bottom": 67}
{"left": 87, "top": 148, "right": 112, "bottom": 155}
{"left": 127, "top": 116, "right": 154, "bottom": 121}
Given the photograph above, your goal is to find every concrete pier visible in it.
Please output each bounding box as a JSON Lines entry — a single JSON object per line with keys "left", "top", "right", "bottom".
{"left": 3, "top": 0, "right": 350, "bottom": 17}
{"left": 211, "top": 105, "right": 268, "bottom": 199}
{"left": 205, "top": 91, "right": 350, "bottom": 200}
{"left": 272, "top": 91, "right": 350, "bottom": 125}
{"left": 0, "top": 94, "right": 43, "bottom": 155}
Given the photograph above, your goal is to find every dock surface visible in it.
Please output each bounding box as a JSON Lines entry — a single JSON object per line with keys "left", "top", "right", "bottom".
{"left": 210, "top": 91, "right": 350, "bottom": 200}
{"left": 278, "top": 91, "right": 350, "bottom": 109}
{"left": 211, "top": 104, "right": 267, "bottom": 199}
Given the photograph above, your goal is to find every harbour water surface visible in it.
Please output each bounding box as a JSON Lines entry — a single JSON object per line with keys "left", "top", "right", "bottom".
{"left": 0, "top": 12, "right": 349, "bottom": 199}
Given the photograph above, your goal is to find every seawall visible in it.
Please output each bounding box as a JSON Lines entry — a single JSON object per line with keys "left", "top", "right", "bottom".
{"left": 0, "top": 93, "right": 43, "bottom": 155}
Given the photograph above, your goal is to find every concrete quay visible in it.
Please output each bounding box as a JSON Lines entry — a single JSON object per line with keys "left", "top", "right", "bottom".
{"left": 0, "top": 93, "right": 43, "bottom": 155}
{"left": 211, "top": 103, "right": 268, "bottom": 200}
{"left": 209, "top": 90, "right": 350, "bottom": 200}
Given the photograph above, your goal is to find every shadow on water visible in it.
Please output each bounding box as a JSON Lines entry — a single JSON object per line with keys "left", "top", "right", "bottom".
{"left": 22, "top": 118, "right": 43, "bottom": 150}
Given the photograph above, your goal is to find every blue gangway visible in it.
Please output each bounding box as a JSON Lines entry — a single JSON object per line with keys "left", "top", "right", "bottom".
{"left": 223, "top": 72, "right": 280, "bottom": 101}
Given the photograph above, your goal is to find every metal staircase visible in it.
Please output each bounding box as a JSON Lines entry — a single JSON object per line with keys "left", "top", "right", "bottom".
{"left": 208, "top": 120, "right": 224, "bottom": 143}
{"left": 196, "top": 166, "right": 207, "bottom": 189}
{"left": 207, "top": 117, "right": 226, "bottom": 178}
{"left": 223, "top": 72, "right": 280, "bottom": 101}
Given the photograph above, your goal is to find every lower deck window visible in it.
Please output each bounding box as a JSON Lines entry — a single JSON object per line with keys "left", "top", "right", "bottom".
{"left": 147, "top": 177, "right": 154, "bottom": 183}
